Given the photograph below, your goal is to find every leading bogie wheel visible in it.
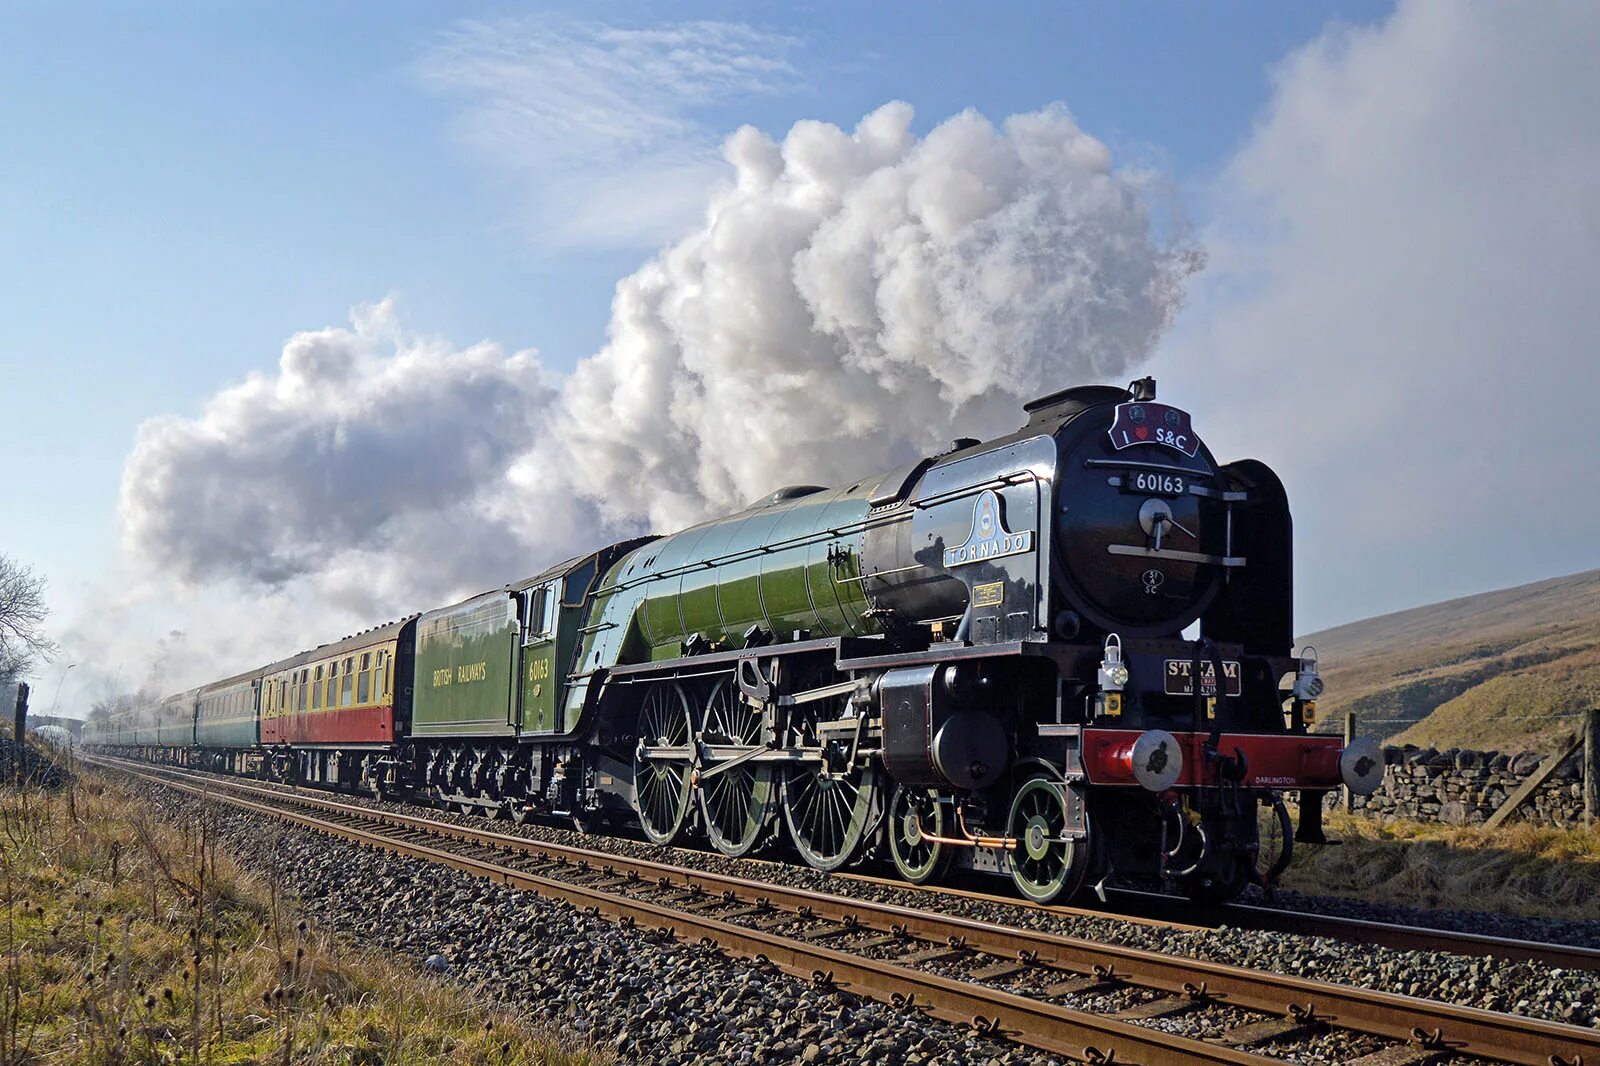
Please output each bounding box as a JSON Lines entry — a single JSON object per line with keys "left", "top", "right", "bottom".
{"left": 887, "top": 784, "right": 952, "bottom": 885}
{"left": 696, "top": 677, "right": 775, "bottom": 857}
{"left": 633, "top": 682, "right": 695, "bottom": 845}
{"left": 1007, "top": 775, "right": 1091, "bottom": 904}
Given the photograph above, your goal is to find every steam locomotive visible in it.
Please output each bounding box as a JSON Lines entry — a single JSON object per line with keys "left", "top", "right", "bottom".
{"left": 86, "top": 378, "right": 1383, "bottom": 903}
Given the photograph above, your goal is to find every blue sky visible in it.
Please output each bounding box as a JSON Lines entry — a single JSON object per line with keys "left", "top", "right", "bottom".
{"left": 6, "top": 1, "right": 1598, "bottom": 704}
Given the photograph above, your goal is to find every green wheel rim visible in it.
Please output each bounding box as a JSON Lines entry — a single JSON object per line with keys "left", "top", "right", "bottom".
{"left": 888, "top": 785, "right": 949, "bottom": 884}
{"left": 1007, "top": 776, "right": 1085, "bottom": 904}
{"left": 633, "top": 683, "right": 694, "bottom": 845}
{"left": 696, "top": 678, "right": 774, "bottom": 857}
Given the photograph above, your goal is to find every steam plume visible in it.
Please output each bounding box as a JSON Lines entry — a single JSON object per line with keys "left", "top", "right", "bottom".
{"left": 113, "top": 101, "right": 1197, "bottom": 685}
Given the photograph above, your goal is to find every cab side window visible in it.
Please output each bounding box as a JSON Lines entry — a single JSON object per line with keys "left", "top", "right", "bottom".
{"left": 562, "top": 558, "right": 597, "bottom": 605}
{"left": 542, "top": 583, "right": 558, "bottom": 635}
{"left": 523, "top": 587, "right": 548, "bottom": 644}
{"left": 525, "top": 581, "right": 558, "bottom": 640}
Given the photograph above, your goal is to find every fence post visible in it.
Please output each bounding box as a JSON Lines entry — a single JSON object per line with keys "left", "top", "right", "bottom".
{"left": 1343, "top": 711, "right": 1356, "bottom": 813}
{"left": 12, "top": 682, "right": 29, "bottom": 784}
{"left": 1585, "top": 707, "right": 1599, "bottom": 827}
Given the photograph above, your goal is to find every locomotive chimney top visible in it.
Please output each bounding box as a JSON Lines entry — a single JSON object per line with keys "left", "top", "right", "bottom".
{"left": 1022, "top": 382, "right": 1141, "bottom": 429}
{"left": 1127, "top": 376, "right": 1157, "bottom": 401}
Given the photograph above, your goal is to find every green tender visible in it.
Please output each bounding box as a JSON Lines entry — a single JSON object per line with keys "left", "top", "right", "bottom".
{"left": 411, "top": 591, "right": 519, "bottom": 738}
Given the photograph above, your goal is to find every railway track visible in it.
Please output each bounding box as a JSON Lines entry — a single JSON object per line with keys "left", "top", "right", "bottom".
{"left": 826, "top": 871, "right": 1600, "bottom": 973}
{"left": 90, "top": 755, "right": 1599, "bottom": 1066}
{"left": 86, "top": 754, "right": 1600, "bottom": 973}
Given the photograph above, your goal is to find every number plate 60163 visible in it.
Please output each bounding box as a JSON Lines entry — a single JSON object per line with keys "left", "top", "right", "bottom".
{"left": 1122, "top": 470, "right": 1188, "bottom": 497}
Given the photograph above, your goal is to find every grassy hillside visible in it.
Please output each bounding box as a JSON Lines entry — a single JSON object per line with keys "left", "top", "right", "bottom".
{"left": 1299, "top": 569, "right": 1600, "bottom": 753}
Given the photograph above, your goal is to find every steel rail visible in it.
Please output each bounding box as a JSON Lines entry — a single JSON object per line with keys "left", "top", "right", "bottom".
{"left": 817, "top": 871, "right": 1600, "bottom": 973}
{"left": 1153, "top": 892, "right": 1600, "bottom": 973}
{"left": 91, "top": 756, "right": 1600, "bottom": 1066}
{"left": 100, "top": 759, "right": 1279, "bottom": 1066}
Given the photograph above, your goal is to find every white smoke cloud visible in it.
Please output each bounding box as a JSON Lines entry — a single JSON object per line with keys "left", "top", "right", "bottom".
{"left": 535, "top": 102, "right": 1200, "bottom": 533}
{"left": 1161, "top": 0, "right": 1600, "bottom": 629}
{"left": 120, "top": 298, "right": 557, "bottom": 607}
{"left": 107, "top": 100, "right": 1195, "bottom": 689}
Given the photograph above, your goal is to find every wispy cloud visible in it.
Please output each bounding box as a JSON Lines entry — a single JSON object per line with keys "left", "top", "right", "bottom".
{"left": 420, "top": 17, "right": 802, "bottom": 247}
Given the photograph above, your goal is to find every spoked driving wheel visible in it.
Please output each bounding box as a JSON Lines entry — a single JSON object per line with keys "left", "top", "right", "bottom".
{"left": 696, "top": 677, "right": 775, "bottom": 857}
{"left": 632, "top": 682, "right": 695, "bottom": 844}
{"left": 779, "top": 692, "right": 879, "bottom": 871}
{"left": 887, "top": 784, "right": 952, "bottom": 885}
{"left": 1008, "top": 776, "right": 1091, "bottom": 904}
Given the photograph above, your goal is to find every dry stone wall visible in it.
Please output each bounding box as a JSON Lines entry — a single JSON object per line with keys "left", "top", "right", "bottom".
{"left": 1343, "top": 745, "right": 1590, "bottom": 828}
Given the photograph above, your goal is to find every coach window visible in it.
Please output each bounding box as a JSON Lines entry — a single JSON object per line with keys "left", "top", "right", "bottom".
{"left": 341, "top": 657, "right": 354, "bottom": 706}
{"left": 358, "top": 653, "right": 371, "bottom": 703}
{"left": 376, "top": 650, "right": 388, "bottom": 702}
{"left": 312, "top": 666, "right": 323, "bottom": 710}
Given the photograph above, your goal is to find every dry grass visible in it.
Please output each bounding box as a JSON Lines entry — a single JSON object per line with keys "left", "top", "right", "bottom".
{"left": 1279, "top": 809, "right": 1600, "bottom": 921}
{"left": 0, "top": 766, "right": 607, "bottom": 1065}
